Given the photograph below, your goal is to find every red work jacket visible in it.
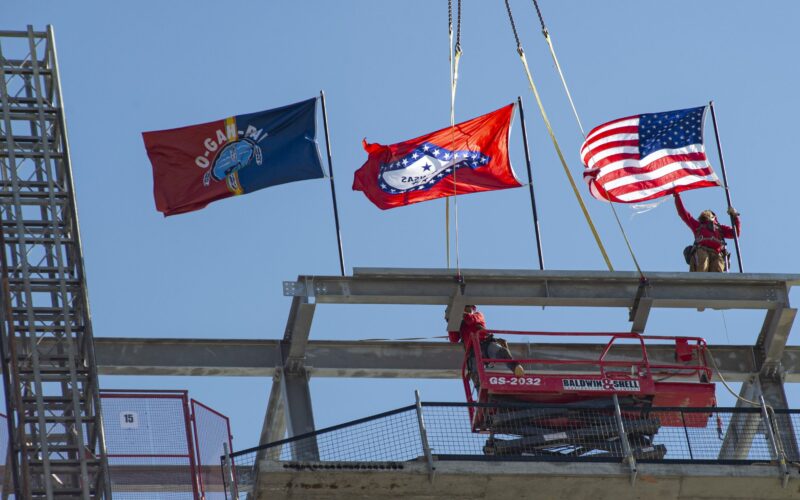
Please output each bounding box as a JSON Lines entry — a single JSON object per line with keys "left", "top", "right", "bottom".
{"left": 675, "top": 196, "right": 741, "bottom": 253}
{"left": 448, "top": 311, "right": 489, "bottom": 351}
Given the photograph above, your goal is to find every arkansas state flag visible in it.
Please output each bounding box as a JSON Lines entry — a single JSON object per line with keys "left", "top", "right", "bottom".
{"left": 143, "top": 98, "right": 324, "bottom": 216}
{"left": 353, "top": 104, "right": 521, "bottom": 209}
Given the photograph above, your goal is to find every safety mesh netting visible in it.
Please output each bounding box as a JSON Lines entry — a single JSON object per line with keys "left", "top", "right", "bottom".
{"left": 102, "top": 393, "right": 196, "bottom": 499}
{"left": 192, "top": 399, "right": 232, "bottom": 500}
{"left": 225, "top": 402, "right": 800, "bottom": 496}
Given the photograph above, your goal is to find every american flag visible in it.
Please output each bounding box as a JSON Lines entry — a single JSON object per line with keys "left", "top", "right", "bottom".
{"left": 580, "top": 106, "right": 720, "bottom": 203}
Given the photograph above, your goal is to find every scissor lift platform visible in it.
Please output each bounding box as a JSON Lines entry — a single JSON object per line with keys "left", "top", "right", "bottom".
{"left": 461, "top": 331, "right": 717, "bottom": 457}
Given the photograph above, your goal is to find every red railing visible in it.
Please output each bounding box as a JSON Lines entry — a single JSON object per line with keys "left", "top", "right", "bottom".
{"left": 465, "top": 330, "right": 711, "bottom": 380}
{"left": 100, "top": 390, "right": 233, "bottom": 499}
{"left": 101, "top": 390, "right": 200, "bottom": 499}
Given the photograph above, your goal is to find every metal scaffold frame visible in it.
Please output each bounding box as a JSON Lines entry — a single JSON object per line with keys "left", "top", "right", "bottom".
{"left": 0, "top": 26, "right": 111, "bottom": 498}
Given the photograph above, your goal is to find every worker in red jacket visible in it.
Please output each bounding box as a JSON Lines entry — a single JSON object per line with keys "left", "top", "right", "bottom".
{"left": 448, "top": 305, "right": 524, "bottom": 378}
{"left": 674, "top": 192, "right": 741, "bottom": 272}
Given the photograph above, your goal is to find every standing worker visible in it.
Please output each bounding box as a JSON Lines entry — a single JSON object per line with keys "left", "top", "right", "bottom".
{"left": 674, "top": 192, "right": 741, "bottom": 272}
{"left": 448, "top": 305, "right": 525, "bottom": 378}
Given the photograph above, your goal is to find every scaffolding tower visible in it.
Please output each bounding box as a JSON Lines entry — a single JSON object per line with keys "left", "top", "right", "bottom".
{"left": 0, "top": 26, "right": 111, "bottom": 498}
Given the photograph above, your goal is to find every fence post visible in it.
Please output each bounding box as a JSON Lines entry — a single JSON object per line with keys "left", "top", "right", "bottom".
{"left": 759, "top": 396, "right": 789, "bottom": 487}
{"left": 612, "top": 394, "right": 637, "bottom": 485}
{"left": 223, "top": 442, "right": 240, "bottom": 499}
{"left": 414, "top": 390, "right": 435, "bottom": 482}
{"left": 680, "top": 411, "right": 694, "bottom": 460}
{"left": 221, "top": 455, "right": 229, "bottom": 500}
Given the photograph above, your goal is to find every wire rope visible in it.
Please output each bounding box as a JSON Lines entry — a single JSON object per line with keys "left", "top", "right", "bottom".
{"left": 446, "top": 0, "right": 453, "bottom": 269}
{"left": 525, "top": 0, "right": 649, "bottom": 278}
{"left": 531, "top": 0, "right": 585, "bottom": 137}
{"left": 503, "top": 0, "right": 613, "bottom": 271}
{"left": 448, "top": 0, "right": 463, "bottom": 277}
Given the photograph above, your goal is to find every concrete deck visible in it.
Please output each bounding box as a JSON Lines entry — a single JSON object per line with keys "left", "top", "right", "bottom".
{"left": 251, "top": 460, "right": 800, "bottom": 500}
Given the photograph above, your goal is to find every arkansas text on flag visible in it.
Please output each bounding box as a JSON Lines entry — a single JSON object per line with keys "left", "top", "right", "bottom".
{"left": 352, "top": 104, "right": 521, "bottom": 209}
{"left": 143, "top": 98, "right": 324, "bottom": 216}
{"left": 580, "top": 106, "right": 720, "bottom": 203}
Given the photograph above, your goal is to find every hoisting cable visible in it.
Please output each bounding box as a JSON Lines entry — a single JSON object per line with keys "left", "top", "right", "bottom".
{"left": 705, "top": 346, "right": 758, "bottom": 406}
{"left": 503, "top": 0, "right": 614, "bottom": 271}
{"left": 446, "top": 0, "right": 453, "bottom": 269}
{"left": 531, "top": 0, "right": 585, "bottom": 137}
{"left": 610, "top": 203, "right": 645, "bottom": 279}
{"left": 527, "top": 0, "right": 647, "bottom": 280}
{"left": 447, "top": 0, "right": 464, "bottom": 277}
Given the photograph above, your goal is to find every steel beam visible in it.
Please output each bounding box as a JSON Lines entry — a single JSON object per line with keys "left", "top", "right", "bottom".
{"left": 282, "top": 296, "right": 316, "bottom": 363}
{"left": 271, "top": 296, "right": 318, "bottom": 459}
{"left": 757, "top": 307, "right": 797, "bottom": 376}
{"left": 759, "top": 377, "right": 799, "bottom": 460}
{"left": 280, "top": 368, "right": 318, "bottom": 460}
{"left": 756, "top": 306, "right": 798, "bottom": 458}
{"left": 720, "top": 306, "right": 799, "bottom": 459}
{"left": 630, "top": 298, "right": 653, "bottom": 333}
{"left": 259, "top": 370, "right": 286, "bottom": 451}
{"left": 282, "top": 268, "right": 799, "bottom": 310}
{"left": 718, "top": 377, "right": 762, "bottom": 460}
{"left": 91, "top": 337, "right": 800, "bottom": 382}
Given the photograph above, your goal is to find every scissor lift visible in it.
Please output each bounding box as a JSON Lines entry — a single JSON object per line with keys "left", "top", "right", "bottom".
{"left": 461, "top": 331, "right": 716, "bottom": 458}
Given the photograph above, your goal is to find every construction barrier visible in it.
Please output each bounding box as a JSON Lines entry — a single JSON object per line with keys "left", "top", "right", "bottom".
{"left": 101, "top": 390, "right": 233, "bottom": 499}
{"left": 102, "top": 390, "right": 199, "bottom": 499}
{"left": 223, "top": 401, "right": 800, "bottom": 497}
{"left": 0, "top": 392, "right": 231, "bottom": 499}
{"left": 192, "top": 399, "right": 234, "bottom": 500}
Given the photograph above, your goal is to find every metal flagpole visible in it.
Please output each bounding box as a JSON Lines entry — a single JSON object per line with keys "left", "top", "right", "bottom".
{"left": 708, "top": 101, "right": 743, "bottom": 273}
{"left": 517, "top": 96, "right": 545, "bottom": 270}
{"left": 319, "top": 90, "right": 346, "bottom": 276}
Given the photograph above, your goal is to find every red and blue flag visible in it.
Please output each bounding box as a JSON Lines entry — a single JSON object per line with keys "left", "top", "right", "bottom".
{"left": 353, "top": 104, "right": 521, "bottom": 209}
{"left": 143, "top": 98, "right": 324, "bottom": 216}
{"left": 580, "top": 105, "right": 720, "bottom": 203}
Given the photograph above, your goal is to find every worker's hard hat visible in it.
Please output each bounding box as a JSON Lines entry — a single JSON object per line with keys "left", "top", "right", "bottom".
{"left": 699, "top": 210, "right": 716, "bottom": 222}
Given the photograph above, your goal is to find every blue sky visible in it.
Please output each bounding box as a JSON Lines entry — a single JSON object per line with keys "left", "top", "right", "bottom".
{"left": 4, "top": 1, "right": 800, "bottom": 450}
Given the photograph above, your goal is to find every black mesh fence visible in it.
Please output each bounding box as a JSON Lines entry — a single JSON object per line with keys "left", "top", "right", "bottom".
{"left": 223, "top": 402, "right": 800, "bottom": 496}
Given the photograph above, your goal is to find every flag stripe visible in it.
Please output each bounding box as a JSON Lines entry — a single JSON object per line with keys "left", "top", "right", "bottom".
{"left": 583, "top": 142, "right": 639, "bottom": 168}
{"left": 590, "top": 150, "right": 709, "bottom": 184}
{"left": 579, "top": 126, "right": 639, "bottom": 157}
{"left": 604, "top": 164, "right": 717, "bottom": 193}
{"left": 613, "top": 178, "right": 720, "bottom": 202}
{"left": 585, "top": 116, "right": 639, "bottom": 141}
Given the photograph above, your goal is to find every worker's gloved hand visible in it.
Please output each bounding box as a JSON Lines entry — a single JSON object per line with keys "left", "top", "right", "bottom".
{"left": 727, "top": 206, "right": 740, "bottom": 217}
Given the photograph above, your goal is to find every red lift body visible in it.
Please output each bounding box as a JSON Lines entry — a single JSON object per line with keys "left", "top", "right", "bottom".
{"left": 461, "top": 331, "right": 716, "bottom": 432}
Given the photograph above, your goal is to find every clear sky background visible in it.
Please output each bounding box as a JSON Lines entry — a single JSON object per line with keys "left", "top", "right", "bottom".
{"left": 4, "top": 1, "right": 800, "bottom": 450}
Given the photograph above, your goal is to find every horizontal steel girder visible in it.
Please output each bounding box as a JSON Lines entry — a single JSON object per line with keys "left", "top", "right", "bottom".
{"left": 91, "top": 337, "right": 800, "bottom": 383}
{"left": 283, "top": 268, "right": 800, "bottom": 310}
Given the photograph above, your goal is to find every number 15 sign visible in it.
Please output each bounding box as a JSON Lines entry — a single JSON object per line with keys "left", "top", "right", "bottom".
{"left": 120, "top": 411, "right": 139, "bottom": 429}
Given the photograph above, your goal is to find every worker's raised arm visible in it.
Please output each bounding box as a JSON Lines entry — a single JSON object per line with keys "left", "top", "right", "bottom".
{"left": 673, "top": 193, "right": 698, "bottom": 230}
